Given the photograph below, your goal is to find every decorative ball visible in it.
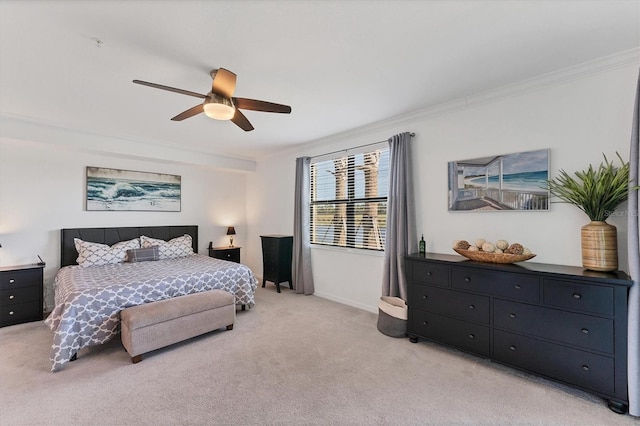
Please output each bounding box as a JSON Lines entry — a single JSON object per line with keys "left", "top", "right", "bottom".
{"left": 468, "top": 245, "right": 479, "bottom": 252}
{"left": 522, "top": 247, "right": 532, "bottom": 255}
{"left": 475, "top": 239, "right": 486, "bottom": 248}
{"left": 481, "top": 242, "right": 496, "bottom": 253}
{"left": 495, "top": 240, "right": 509, "bottom": 250}
{"left": 506, "top": 243, "right": 524, "bottom": 255}
{"left": 494, "top": 248, "right": 504, "bottom": 254}
{"left": 453, "top": 240, "right": 471, "bottom": 250}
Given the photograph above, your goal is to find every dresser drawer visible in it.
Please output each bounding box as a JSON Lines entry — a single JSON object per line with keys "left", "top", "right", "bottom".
{"left": 0, "top": 300, "right": 42, "bottom": 326}
{"left": 494, "top": 299, "right": 613, "bottom": 353}
{"left": 411, "top": 262, "right": 449, "bottom": 287}
{"left": 451, "top": 268, "right": 539, "bottom": 302}
{"left": 408, "top": 283, "right": 490, "bottom": 324}
{"left": 0, "top": 268, "right": 42, "bottom": 290}
{"left": 0, "top": 285, "right": 40, "bottom": 306}
{"left": 543, "top": 279, "right": 613, "bottom": 316}
{"left": 410, "top": 310, "right": 490, "bottom": 357}
{"left": 494, "top": 330, "right": 614, "bottom": 395}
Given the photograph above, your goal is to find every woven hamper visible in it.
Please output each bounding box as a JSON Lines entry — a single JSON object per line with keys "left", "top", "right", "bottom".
{"left": 376, "top": 296, "right": 407, "bottom": 337}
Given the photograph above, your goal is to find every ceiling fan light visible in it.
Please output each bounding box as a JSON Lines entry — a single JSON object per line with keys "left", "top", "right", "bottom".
{"left": 203, "top": 94, "right": 235, "bottom": 120}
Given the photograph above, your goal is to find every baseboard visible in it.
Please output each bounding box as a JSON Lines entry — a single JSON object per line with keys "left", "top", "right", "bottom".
{"left": 312, "top": 290, "right": 377, "bottom": 314}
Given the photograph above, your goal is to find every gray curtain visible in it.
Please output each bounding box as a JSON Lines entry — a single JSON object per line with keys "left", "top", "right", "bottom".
{"left": 382, "top": 132, "right": 416, "bottom": 300}
{"left": 293, "top": 156, "right": 314, "bottom": 295}
{"left": 628, "top": 70, "right": 640, "bottom": 417}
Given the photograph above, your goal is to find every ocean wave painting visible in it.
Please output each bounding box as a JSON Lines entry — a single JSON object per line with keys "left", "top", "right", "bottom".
{"left": 86, "top": 167, "right": 181, "bottom": 211}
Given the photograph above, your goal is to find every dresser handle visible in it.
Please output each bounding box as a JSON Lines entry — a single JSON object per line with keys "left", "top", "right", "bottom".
{"left": 581, "top": 328, "right": 589, "bottom": 334}
{"left": 469, "top": 304, "right": 475, "bottom": 310}
{"left": 464, "top": 277, "right": 471, "bottom": 283}
{"left": 9, "top": 311, "right": 14, "bottom": 316}
{"left": 509, "top": 313, "right": 516, "bottom": 319}
{"left": 468, "top": 334, "right": 475, "bottom": 339}
{"left": 573, "top": 293, "right": 582, "bottom": 299}
{"left": 422, "top": 321, "right": 428, "bottom": 326}
{"left": 9, "top": 279, "right": 15, "bottom": 284}
{"left": 581, "top": 365, "right": 589, "bottom": 371}
{"left": 426, "top": 271, "right": 432, "bottom": 276}
{"left": 227, "top": 254, "right": 231, "bottom": 258}
{"left": 9, "top": 295, "right": 14, "bottom": 300}
{"left": 422, "top": 295, "right": 428, "bottom": 300}
{"left": 514, "top": 284, "right": 521, "bottom": 290}
{"left": 509, "top": 345, "right": 516, "bottom": 351}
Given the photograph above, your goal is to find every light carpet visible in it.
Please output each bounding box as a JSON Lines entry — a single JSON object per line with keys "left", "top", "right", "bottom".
{"left": 0, "top": 285, "right": 635, "bottom": 425}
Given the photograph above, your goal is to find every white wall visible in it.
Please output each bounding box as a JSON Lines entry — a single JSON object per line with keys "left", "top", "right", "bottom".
{"left": 246, "top": 59, "right": 639, "bottom": 313}
{"left": 0, "top": 136, "right": 248, "bottom": 310}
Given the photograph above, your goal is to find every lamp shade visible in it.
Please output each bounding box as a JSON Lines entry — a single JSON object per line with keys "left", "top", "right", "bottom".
{"left": 226, "top": 226, "right": 236, "bottom": 236}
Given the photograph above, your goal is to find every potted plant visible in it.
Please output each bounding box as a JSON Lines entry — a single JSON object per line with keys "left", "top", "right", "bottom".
{"left": 547, "top": 153, "right": 638, "bottom": 271}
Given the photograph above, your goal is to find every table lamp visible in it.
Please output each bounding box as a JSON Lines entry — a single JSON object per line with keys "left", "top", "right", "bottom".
{"left": 226, "top": 227, "right": 236, "bottom": 247}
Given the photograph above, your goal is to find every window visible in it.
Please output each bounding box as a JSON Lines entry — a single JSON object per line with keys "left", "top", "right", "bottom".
{"left": 310, "top": 146, "right": 389, "bottom": 251}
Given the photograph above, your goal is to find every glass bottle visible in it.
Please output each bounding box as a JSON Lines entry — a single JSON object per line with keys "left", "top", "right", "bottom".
{"left": 419, "top": 234, "right": 426, "bottom": 254}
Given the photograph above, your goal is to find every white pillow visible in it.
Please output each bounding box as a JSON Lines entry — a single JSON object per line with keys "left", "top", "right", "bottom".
{"left": 74, "top": 238, "right": 140, "bottom": 267}
{"left": 140, "top": 234, "right": 194, "bottom": 260}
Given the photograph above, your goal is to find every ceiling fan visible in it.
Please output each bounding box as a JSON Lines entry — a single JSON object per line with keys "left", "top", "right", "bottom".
{"left": 133, "top": 68, "right": 291, "bottom": 131}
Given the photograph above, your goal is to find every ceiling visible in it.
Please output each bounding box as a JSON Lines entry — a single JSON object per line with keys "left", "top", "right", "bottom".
{"left": 1, "top": 1, "right": 638, "bottom": 161}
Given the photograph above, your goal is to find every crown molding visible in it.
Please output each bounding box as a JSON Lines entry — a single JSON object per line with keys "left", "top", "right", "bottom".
{"left": 0, "top": 113, "right": 256, "bottom": 173}
{"left": 260, "top": 48, "right": 640, "bottom": 162}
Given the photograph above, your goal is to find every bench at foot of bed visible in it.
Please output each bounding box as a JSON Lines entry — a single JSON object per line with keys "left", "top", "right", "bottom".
{"left": 120, "top": 289, "right": 235, "bottom": 363}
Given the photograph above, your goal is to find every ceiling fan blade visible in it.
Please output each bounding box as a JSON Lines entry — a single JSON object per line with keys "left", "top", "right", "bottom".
{"left": 133, "top": 80, "right": 207, "bottom": 99}
{"left": 211, "top": 68, "right": 237, "bottom": 98}
{"left": 231, "top": 109, "right": 254, "bottom": 132}
{"left": 233, "top": 97, "right": 292, "bottom": 114}
{"left": 171, "top": 104, "right": 204, "bottom": 121}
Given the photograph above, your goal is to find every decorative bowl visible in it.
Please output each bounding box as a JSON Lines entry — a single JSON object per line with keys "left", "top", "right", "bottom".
{"left": 453, "top": 248, "right": 536, "bottom": 264}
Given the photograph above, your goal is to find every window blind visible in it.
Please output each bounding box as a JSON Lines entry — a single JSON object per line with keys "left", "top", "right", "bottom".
{"left": 310, "top": 147, "right": 389, "bottom": 251}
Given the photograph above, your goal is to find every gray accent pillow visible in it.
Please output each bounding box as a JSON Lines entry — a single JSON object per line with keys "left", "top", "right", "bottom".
{"left": 126, "top": 246, "right": 160, "bottom": 263}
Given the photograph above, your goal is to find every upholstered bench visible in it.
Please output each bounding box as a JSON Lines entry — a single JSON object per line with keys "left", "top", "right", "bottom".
{"left": 120, "top": 289, "right": 235, "bottom": 363}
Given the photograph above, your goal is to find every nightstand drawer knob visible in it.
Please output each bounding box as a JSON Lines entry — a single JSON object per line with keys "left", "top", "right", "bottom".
{"left": 509, "top": 345, "right": 516, "bottom": 351}
{"left": 464, "top": 277, "right": 471, "bottom": 283}
{"left": 573, "top": 293, "right": 582, "bottom": 299}
{"left": 9, "top": 295, "right": 14, "bottom": 300}
{"left": 581, "top": 365, "right": 589, "bottom": 371}
{"left": 9, "top": 311, "right": 14, "bottom": 316}
{"left": 468, "top": 304, "right": 475, "bottom": 310}
{"left": 581, "top": 328, "right": 589, "bottom": 334}
{"left": 514, "top": 284, "right": 521, "bottom": 290}
{"left": 509, "top": 313, "right": 516, "bottom": 319}
{"left": 468, "top": 334, "right": 475, "bottom": 339}
{"left": 9, "top": 279, "right": 15, "bottom": 284}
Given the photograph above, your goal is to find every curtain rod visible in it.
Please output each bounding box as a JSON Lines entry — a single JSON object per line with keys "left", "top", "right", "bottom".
{"left": 310, "top": 132, "right": 415, "bottom": 159}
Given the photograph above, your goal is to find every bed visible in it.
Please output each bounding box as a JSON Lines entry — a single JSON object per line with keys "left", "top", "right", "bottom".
{"left": 44, "top": 225, "right": 257, "bottom": 372}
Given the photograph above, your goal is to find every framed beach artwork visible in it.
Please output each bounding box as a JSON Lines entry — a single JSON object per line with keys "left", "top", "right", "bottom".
{"left": 447, "top": 149, "right": 549, "bottom": 212}
{"left": 86, "top": 167, "right": 181, "bottom": 211}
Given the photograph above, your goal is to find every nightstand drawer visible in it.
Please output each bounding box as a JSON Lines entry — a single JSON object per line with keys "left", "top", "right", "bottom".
{"left": 0, "top": 268, "right": 41, "bottom": 290}
{"left": 410, "top": 310, "right": 490, "bottom": 357}
{"left": 494, "top": 299, "right": 613, "bottom": 353}
{"left": 408, "top": 283, "right": 489, "bottom": 324}
{"left": 1, "top": 285, "right": 40, "bottom": 306}
{"left": 411, "top": 262, "right": 449, "bottom": 287}
{"left": 0, "top": 300, "right": 42, "bottom": 326}
{"left": 543, "top": 279, "right": 613, "bottom": 316}
{"left": 209, "top": 247, "right": 241, "bottom": 263}
{"left": 494, "top": 330, "right": 614, "bottom": 395}
{"left": 451, "top": 268, "right": 540, "bottom": 302}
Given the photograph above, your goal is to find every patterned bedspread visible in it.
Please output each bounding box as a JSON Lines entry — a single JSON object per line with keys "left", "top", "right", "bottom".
{"left": 44, "top": 254, "right": 257, "bottom": 372}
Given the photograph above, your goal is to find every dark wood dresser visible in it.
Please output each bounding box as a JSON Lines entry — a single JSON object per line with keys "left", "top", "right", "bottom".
{"left": 0, "top": 264, "right": 44, "bottom": 327}
{"left": 260, "top": 235, "right": 293, "bottom": 293}
{"left": 208, "top": 246, "right": 241, "bottom": 263}
{"left": 405, "top": 252, "right": 631, "bottom": 413}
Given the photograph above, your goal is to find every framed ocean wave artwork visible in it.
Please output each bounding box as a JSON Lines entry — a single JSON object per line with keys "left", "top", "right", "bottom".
{"left": 86, "top": 167, "right": 181, "bottom": 212}
{"left": 447, "top": 149, "right": 549, "bottom": 212}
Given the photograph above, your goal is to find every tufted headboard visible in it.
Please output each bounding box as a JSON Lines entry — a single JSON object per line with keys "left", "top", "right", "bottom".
{"left": 60, "top": 225, "right": 198, "bottom": 267}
